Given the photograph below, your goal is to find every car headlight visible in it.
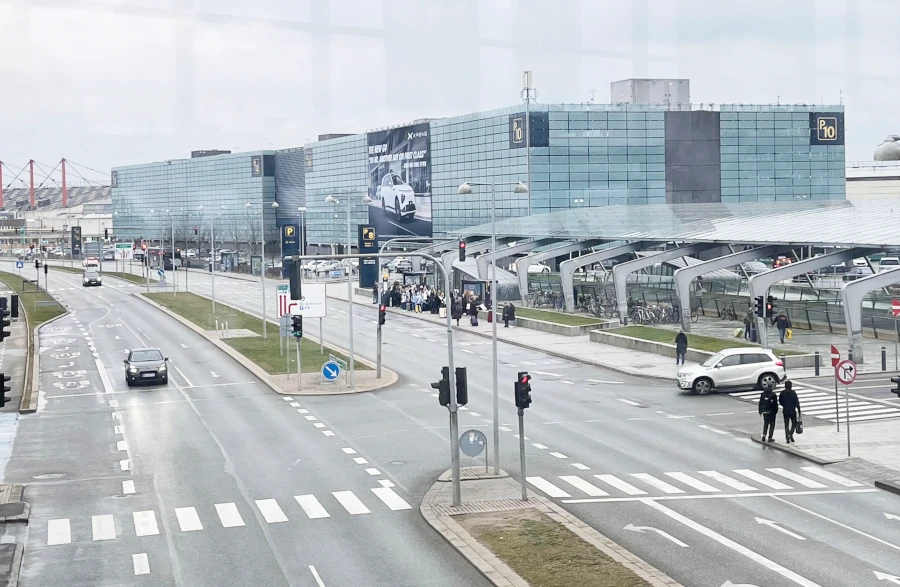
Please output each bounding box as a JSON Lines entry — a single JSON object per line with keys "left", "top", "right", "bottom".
{"left": 129, "top": 367, "right": 138, "bottom": 373}
{"left": 158, "top": 365, "right": 166, "bottom": 372}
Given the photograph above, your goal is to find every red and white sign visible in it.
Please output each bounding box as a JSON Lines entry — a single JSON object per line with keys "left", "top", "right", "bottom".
{"left": 277, "top": 285, "right": 291, "bottom": 317}
{"left": 892, "top": 299, "right": 900, "bottom": 317}
{"left": 276, "top": 283, "right": 327, "bottom": 318}
{"left": 830, "top": 345, "right": 840, "bottom": 367}
{"left": 835, "top": 359, "right": 857, "bottom": 385}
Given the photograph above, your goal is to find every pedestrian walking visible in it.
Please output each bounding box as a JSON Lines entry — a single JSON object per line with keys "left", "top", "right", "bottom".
{"left": 372, "top": 282, "right": 379, "bottom": 304}
{"left": 451, "top": 297, "right": 463, "bottom": 326}
{"left": 675, "top": 330, "right": 688, "bottom": 365}
{"left": 779, "top": 380, "right": 801, "bottom": 443}
{"left": 758, "top": 383, "right": 779, "bottom": 442}
{"left": 502, "top": 302, "right": 516, "bottom": 327}
{"left": 772, "top": 311, "right": 792, "bottom": 344}
{"left": 742, "top": 311, "right": 753, "bottom": 341}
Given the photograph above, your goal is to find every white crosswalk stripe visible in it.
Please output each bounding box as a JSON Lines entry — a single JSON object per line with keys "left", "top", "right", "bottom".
{"left": 215, "top": 503, "right": 245, "bottom": 527}
{"left": 47, "top": 519, "right": 71, "bottom": 545}
{"left": 697, "top": 471, "right": 758, "bottom": 492}
{"left": 295, "top": 495, "right": 330, "bottom": 519}
{"left": 333, "top": 491, "right": 371, "bottom": 515}
{"left": 729, "top": 386, "right": 900, "bottom": 422}
{"left": 174, "top": 507, "right": 204, "bottom": 532}
{"left": 594, "top": 474, "right": 647, "bottom": 495}
{"left": 766, "top": 468, "right": 827, "bottom": 489}
{"left": 527, "top": 476, "right": 571, "bottom": 498}
{"left": 133, "top": 511, "right": 160, "bottom": 536}
{"left": 631, "top": 473, "right": 685, "bottom": 494}
{"left": 558, "top": 476, "right": 609, "bottom": 497}
{"left": 800, "top": 466, "right": 865, "bottom": 487}
{"left": 92, "top": 514, "right": 116, "bottom": 541}
{"left": 664, "top": 472, "right": 720, "bottom": 493}
{"left": 256, "top": 499, "right": 289, "bottom": 523}
{"left": 371, "top": 487, "right": 412, "bottom": 511}
{"left": 732, "top": 469, "right": 793, "bottom": 490}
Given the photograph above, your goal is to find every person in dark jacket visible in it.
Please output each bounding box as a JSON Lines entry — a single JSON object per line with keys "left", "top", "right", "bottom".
{"left": 451, "top": 297, "right": 463, "bottom": 326}
{"left": 502, "top": 303, "right": 516, "bottom": 327}
{"left": 779, "top": 380, "right": 801, "bottom": 443}
{"left": 773, "top": 312, "right": 792, "bottom": 344}
{"left": 674, "top": 330, "right": 688, "bottom": 365}
{"left": 758, "top": 383, "right": 779, "bottom": 442}
{"left": 372, "top": 282, "right": 379, "bottom": 304}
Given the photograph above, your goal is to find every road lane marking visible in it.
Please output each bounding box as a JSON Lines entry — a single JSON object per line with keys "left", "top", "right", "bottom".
{"left": 563, "top": 488, "right": 878, "bottom": 504}
{"left": 133, "top": 511, "right": 160, "bottom": 536}
{"left": 586, "top": 379, "right": 623, "bottom": 384}
{"left": 631, "top": 474, "right": 685, "bottom": 494}
{"left": 365, "top": 468, "right": 381, "bottom": 476}
{"left": 342, "top": 448, "right": 356, "bottom": 454}
{"left": 641, "top": 499, "right": 823, "bottom": 587}
{"left": 47, "top": 519, "right": 71, "bottom": 545}
{"left": 295, "top": 495, "right": 330, "bottom": 519}
{"left": 333, "top": 491, "right": 371, "bottom": 515}
{"left": 617, "top": 398, "right": 641, "bottom": 406}
{"left": 305, "top": 415, "right": 318, "bottom": 421}
{"left": 766, "top": 468, "right": 827, "bottom": 489}
{"left": 697, "top": 471, "right": 757, "bottom": 492}
{"left": 174, "top": 507, "right": 203, "bottom": 532}
{"left": 132, "top": 553, "right": 150, "bottom": 576}
{"left": 665, "top": 472, "right": 720, "bottom": 493}
{"left": 378, "top": 480, "right": 395, "bottom": 488}
{"left": 572, "top": 463, "right": 590, "bottom": 470}
{"left": 550, "top": 452, "right": 568, "bottom": 459}
{"left": 120, "top": 459, "right": 130, "bottom": 471}
{"left": 772, "top": 496, "right": 900, "bottom": 553}
{"left": 733, "top": 470, "right": 792, "bottom": 490}
{"left": 116, "top": 440, "right": 128, "bottom": 451}
{"left": 215, "top": 503, "right": 245, "bottom": 527}
{"left": 256, "top": 499, "right": 289, "bottom": 523}
{"left": 309, "top": 565, "right": 327, "bottom": 587}
{"left": 313, "top": 423, "right": 326, "bottom": 428}
{"left": 297, "top": 409, "right": 309, "bottom": 414}
{"left": 526, "top": 477, "right": 571, "bottom": 498}
{"left": 122, "top": 480, "right": 136, "bottom": 494}
{"left": 353, "top": 457, "right": 368, "bottom": 464}
{"left": 92, "top": 514, "right": 116, "bottom": 541}
{"left": 499, "top": 426, "right": 512, "bottom": 432}
{"left": 800, "top": 467, "right": 864, "bottom": 487}
{"left": 559, "top": 476, "right": 609, "bottom": 496}
{"left": 114, "top": 426, "right": 123, "bottom": 434}
{"left": 594, "top": 474, "right": 647, "bottom": 495}
{"left": 289, "top": 402, "right": 301, "bottom": 408}
{"left": 372, "top": 487, "right": 412, "bottom": 510}
{"left": 282, "top": 397, "right": 293, "bottom": 401}
{"left": 531, "top": 443, "right": 549, "bottom": 450}
{"left": 322, "top": 430, "right": 335, "bottom": 436}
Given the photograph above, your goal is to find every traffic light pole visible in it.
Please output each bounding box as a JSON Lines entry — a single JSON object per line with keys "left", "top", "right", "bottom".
{"left": 376, "top": 324, "right": 382, "bottom": 379}
{"left": 518, "top": 407, "right": 527, "bottom": 501}
{"left": 289, "top": 251, "right": 461, "bottom": 506}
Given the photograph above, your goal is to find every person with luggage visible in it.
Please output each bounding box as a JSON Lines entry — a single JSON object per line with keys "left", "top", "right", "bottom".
{"left": 468, "top": 292, "right": 479, "bottom": 326}
{"left": 758, "top": 382, "right": 779, "bottom": 442}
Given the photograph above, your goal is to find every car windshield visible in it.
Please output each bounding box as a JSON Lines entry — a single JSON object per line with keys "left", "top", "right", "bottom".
{"left": 701, "top": 352, "right": 726, "bottom": 367}
{"left": 130, "top": 350, "right": 162, "bottom": 362}
{"left": 391, "top": 174, "right": 405, "bottom": 186}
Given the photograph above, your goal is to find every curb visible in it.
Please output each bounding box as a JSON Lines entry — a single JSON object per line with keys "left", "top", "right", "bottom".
{"left": 21, "top": 311, "right": 71, "bottom": 414}
{"left": 6, "top": 542, "right": 23, "bottom": 587}
{"left": 749, "top": 435, "right": 842, "bottom": 465}
{"left": 333, "top": 294, "right": 671, "bottom": 381}
{"left": 874, "top": 480, "right": 900, "bottom": 497}
{"left": 135, "top": 294, "right": 398, "bottom": 396}
{"left": 419, "top": 472, "right": 684, "bottom": 587}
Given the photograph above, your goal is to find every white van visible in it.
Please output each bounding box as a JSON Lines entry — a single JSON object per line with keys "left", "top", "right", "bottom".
{"left": 879, "top": 257, "right": 900, "bottom": 272}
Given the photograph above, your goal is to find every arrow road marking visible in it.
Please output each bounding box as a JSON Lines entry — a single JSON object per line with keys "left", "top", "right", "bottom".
{"left": 623, "top": 523, "right": 689, "bottom": 547}
{"left": 755, "top": 517, "right": 805, "bottom": 540}
{"left": 209, "top": 372, "right": 220, "bottom": 378}
{"left": 721, "top": 582, "right": 761, "bottom": 587}
{"left": 885, "top": 513, "right": 900, "bottom": 521}
{"left": 875, "top": 571, "right": 900, "bottom": 584}
{"left": 532, "top": 371, "right": 562, "bottom": 377}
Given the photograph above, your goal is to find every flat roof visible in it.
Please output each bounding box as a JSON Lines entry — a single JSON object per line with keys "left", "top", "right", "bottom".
{"left": 452, "top": 198, "right": 900, "bottom": 249}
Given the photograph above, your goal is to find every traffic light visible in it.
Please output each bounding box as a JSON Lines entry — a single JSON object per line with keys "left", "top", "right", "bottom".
{"left": 458, "top": 241, "right": 466, "bottom": 262}
{"left": 455, "top": 367, "right": 468, "bottom": 406}
{"left": 0, "top": 306, "right": 10, "bottom": 342}
{"left": 378, "top": 304, "right": 386, "bottom": 326}
{"left": 175, "top": 248, "right": 182, "bottom": 260}
{"left": 104, "top": 228, "right": 109, "bottom": 240}
{"left": 291, "top": 315, "right": 303, "bottom": 338}
{"left": 34, "top": 259, "right": 39, "bottom": 270}
{"left": 0, "top": 373, "right": 10, "bottom": 407}
{"left": 432, "top": 367, "right": 451, "bottom": 407}
{"left": 515, "top": 372, "right": 532, "bottom": 409}
{"left": 754, "top": 296, "right": 765, "bottom": 318}
{"left": 766, "top": 295, "right": 777, "bottom": 318}
{"left": 141, "top": 242, "right": 147, "bottom": 251}
{"left": 892, "top": 376, "right": 900, "bottom": 398}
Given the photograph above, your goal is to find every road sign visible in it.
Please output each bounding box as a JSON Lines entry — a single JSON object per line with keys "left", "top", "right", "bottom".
{"left": 15, "top": 261, "right": 23, "bottom": 269}
{"left": 321, "top": 361, "right": 341, "bottom": 381}
{"left": 893, "top": 299, "right": 900, "bottom": 317}
{"left": 157, "top": 269, "right": 165, "bottom": 278}
{"left": 283, "top": 283, "right": 327, "bottom": 318}
{"left": 831, "top": 345, "right": 840, "bottom": 367}
{"left": 276, "top": 284, "right": 290, "bottom": 317}
{"left": 279, "top": 314, "right": 292, "bottom": 337}
{"left": 835, "top": 359, "right": 857, "bottom": 385}
{"left": 459, "top": 429, "right": 487, "bottom": 457}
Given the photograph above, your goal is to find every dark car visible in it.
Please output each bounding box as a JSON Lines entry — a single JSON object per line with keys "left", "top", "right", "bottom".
{"left": 82, "top": 269, "right": 102, "bottom": 287}
{"left": 124, "top": 348, "right": 168, "bottom": 386}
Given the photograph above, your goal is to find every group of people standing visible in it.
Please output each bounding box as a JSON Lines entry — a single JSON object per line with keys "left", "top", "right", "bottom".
{"left": 376, "top": 282, "right": 445, "bottom": 314}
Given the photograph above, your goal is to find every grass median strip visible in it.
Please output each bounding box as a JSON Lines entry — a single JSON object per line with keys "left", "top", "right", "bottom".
{"left": 145, "top": 292, "right": 366, "bottom": 373}
{"left": 515, "top": 307, "right": 606, "bottom": 327}
{"left": 613, "top": 324, "right": 798, "bottom": 355}
{"left": 51, "top": 264, "right": 157, "bottom": 285}
{"left": 460, "top": 510, "right": 652, "bottom": 587}
{"left": 0, "top": 271, "right": 65, "bottom": 326}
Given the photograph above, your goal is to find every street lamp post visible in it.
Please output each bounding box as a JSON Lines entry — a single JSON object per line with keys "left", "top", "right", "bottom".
{"left": 164, "top": 209, "right": 176, "bottom": 297}
{"left": 458, "top": 180, "right": 529, "bottom": 475}
{"left": 245, "top": 201, "right": 278, "bottom": 338}
{"left": 297, "top": 207, "right": 306, "bottom": 256}
{"left": 325, "top": 193, "right": 373, "bottom": 390}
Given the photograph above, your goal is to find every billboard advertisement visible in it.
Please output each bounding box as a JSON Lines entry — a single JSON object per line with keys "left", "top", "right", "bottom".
{"left": 366, "top": 122, "right": 432, "bottom": 245}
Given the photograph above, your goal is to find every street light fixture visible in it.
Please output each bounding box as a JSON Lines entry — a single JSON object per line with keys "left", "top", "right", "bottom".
{"left": 245, "top": 201, "right": 278, "bottom": 338}
{"left": 456, "top": 180, "right": 529, "bottom": 475}
{"left": 298, "top": 206, "right": 307, "bottom": 256}
{"left": 325, "top": 193, "right": 373, "bottom": 390}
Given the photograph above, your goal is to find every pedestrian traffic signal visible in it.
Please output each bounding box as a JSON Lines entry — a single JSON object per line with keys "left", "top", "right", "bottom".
{"left": 455, "top": 367, "right": 468, "bottom": 406}
{"left": 104, "top": 228, "right": 109, "bottom": 240}
{"left": 291, "top": 314, "right": 303, "bottom": 338}
{"left": 0, "top": 373, "right": 10, "bottom": 407}
{"left": 458, "top": 241, "right": 466, "bottom": 262}
{"left": 515, "top": 372, "right": 532, "bottom": 409}
{"left": 754, "top": 296, "right": 765, "bottom": 318}
{"left": 766, "top": 295, "right": 777, "bottom": 317}
{"left": 378, "top": 304, "right": 386, "bottom": 326}
{"left": 0, "top": 307, "right": 10, "bottom": 343}
{"left": 432, "top": 366, "right": 451, "bottom": 407}
{"left": 892, "top": 376, "right": 900, "bottom": 398}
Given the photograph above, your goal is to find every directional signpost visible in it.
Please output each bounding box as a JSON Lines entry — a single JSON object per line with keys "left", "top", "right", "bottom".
{"left": 835, "top": 359, "right": 857, "bottom": 456}
{"left": 321, "top": 360, "right": 341, "bottom": 383}
{"left": 831, "top": 345, "right": 841, "bottom": 431}
{"left": 157, "top": 269, "right": 166, "bottom": 289}
{"left": 15, "top": 261, "right": 22, "bottom": 277}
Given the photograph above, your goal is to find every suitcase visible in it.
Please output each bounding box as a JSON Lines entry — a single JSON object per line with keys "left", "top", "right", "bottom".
{"left": 439, "top": 307, "right": 447, "bottom": 318}
{"left": 488, "top": 311, "right": 493, "bottom": 323}
{"left": 471, "top": 316, "right": 478, "bottom": 326}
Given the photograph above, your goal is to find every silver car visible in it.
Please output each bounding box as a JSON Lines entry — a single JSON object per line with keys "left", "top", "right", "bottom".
{"left": 676, "top": 348, "right": 786, "bottom": 395}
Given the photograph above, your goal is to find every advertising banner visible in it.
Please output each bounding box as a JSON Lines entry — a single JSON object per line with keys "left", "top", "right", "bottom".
{"left": 366, "top": 122, "right": 432, "bottom": 245}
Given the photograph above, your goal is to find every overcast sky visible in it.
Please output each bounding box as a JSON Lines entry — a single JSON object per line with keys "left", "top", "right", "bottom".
{"left": 0, "top": 0, "right": 895, "bottom": 175}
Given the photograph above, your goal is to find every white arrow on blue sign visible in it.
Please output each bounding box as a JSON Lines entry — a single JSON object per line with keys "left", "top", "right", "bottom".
{"left": 158, "top": 269, "right": 165, "bottom": 277}
{"left": 322, "top": 361, "right": 341, "bottom": 381}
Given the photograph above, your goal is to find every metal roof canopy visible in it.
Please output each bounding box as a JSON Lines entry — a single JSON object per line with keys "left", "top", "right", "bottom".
{"left": 452, "top": 199, "right": 900, "bottom": 249}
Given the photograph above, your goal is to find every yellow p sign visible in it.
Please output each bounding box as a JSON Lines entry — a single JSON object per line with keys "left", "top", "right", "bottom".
{"left": 512, "top": 118, "right": 524, "bottom": 143}
{"left": 817, "top": 117, "right": 838, "bottom": 141}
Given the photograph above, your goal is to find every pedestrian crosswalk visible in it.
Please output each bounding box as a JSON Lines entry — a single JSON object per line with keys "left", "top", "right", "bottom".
{"left": 729, "top": 386, "right": 900, "bottom": 423}
{"left": 41, "top": 486, "right": 411, "bottom": 546}
{"left": 526, "top": 466, "right": 864, "bottom": 500}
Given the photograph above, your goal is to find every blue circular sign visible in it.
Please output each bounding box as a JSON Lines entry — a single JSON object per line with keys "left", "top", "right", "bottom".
{"left": 322, "top": 361, "right": 341, "bottom": 381}
{"left": 459, "top": 429, "right": 487, "bottom": 457}
{"left": 157, "top": 269, "right": 165, "bottom": 277}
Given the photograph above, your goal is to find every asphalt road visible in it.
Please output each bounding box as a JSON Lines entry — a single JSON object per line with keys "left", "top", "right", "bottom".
{"left": 5, "top": 265, "right": 489, "bottom": 587}
{"left": 147, "top": 268, "right": 900, "bottom": 587}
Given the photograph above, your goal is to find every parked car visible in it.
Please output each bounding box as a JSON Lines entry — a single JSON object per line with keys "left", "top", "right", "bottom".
{"left": 676, "top": 348, "right": 786, "bottom": 395}
{"left": 124, "top": 348, "right": 169, "bottom": 386}
{"left": 739, "top": 261, "right": 769, "bottom": 275}
{"left": 378, "top": 172, "right": 417, "bottom": 221}
{"left": 527, "top": 263, "right": 552, "bottom": 274}
{"left": 879, "top": 256, "right": 900, "bottom": 272}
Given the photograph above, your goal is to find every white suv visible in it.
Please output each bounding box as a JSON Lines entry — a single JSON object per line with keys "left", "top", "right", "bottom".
{"left": 676, "top": 348, "right": 786, "bottom": 395}
{"left": 378, "top": 172, "right": 417, "bottom": 220}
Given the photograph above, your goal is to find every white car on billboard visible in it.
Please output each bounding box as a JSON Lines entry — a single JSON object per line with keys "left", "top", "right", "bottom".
{"left": 379, "top": 172, "right": 417, "bottom": 221}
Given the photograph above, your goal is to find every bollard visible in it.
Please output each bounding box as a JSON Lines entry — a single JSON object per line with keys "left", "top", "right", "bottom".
{"left": 780, "top": 353, "right": 787, "bottom": 373}
{"left": 849, "top": 349, "right": 854, "bottom": 363}
{"left": 883, "top": 346, "right": 887, "bottom": 372}
{"left": 814, "top": 351, "right": 820, "bottom": 376}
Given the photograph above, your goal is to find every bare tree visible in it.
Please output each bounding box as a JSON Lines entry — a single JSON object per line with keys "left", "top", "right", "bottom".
{"left": 245, "top": 211, "right": 260, "bottom": 256}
